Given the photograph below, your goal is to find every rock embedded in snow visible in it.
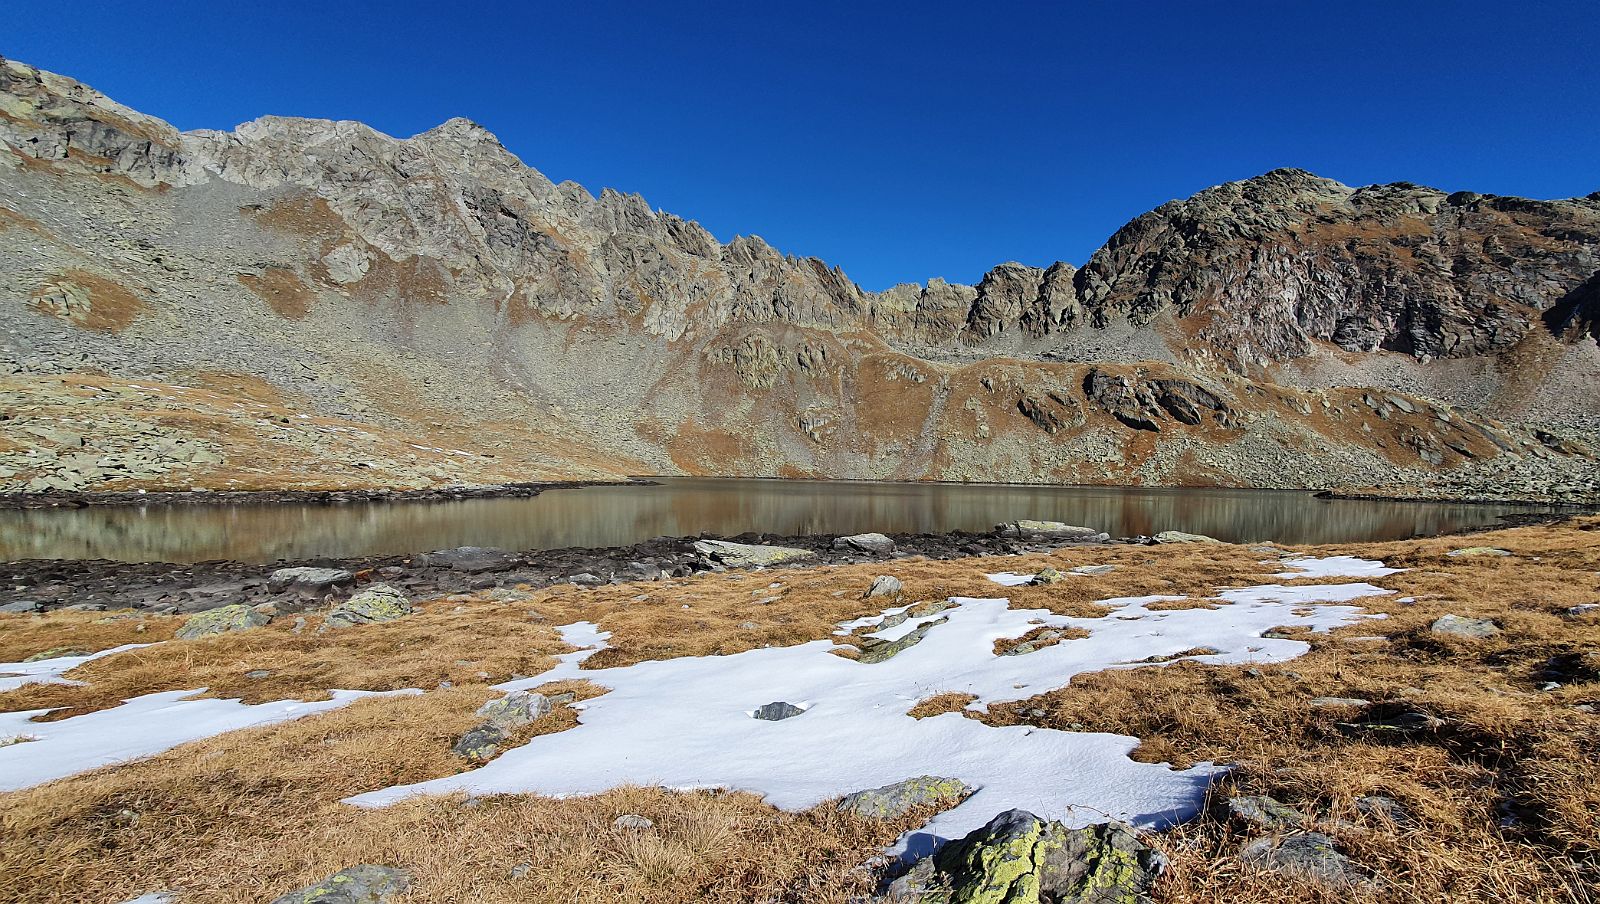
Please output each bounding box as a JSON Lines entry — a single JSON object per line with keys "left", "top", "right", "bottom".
{"left": 891, "top": 809, "right": 1167, "bottom": 904}
{"left": 834, "top": 532, "right": 896, "bottom": 555}
{"left": 612, "top": 814, "right": 654, "bottom": 830}
{"left": 1240, "top": 832, "right": 1370, "bottom": 888}
{"left": 752, "top": 701, "right": 807, "bottom": 721}
{"left": 693, "top": 539, "right": 817, "bottom": 568}
{"left": 267, "top": 566, "right": 355, "bottom": 595}
{"left": 1429, "top": 614, "right": 1500, "bottom": 639}
{"left": 1155, "top": 530, "right": 1222, "bottom": 544}
{"left": 865, "top": 575, "right": 904, "bottom": 598}
{"left": 837, "top": 775, "right": 968, "bottom": 819}
{"left": 322, "top": 584, "right": 412, "bottom": 629}
{"left": 268, "top": 864, "right": 411, "bottom": 904}
{"left": 176, "top": 604, "right": 269, "bottom": 639}
{"left": 995, "top": 520, "right": 1104, "bottom": 541}
{"left": 1446, "top": 546, "right": 1512, "bottom": 558}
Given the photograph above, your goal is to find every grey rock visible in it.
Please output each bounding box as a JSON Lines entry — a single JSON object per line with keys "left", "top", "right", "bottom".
{"left": 833, "top": 532, "right": 896, "bottom": 555}
{"left": 567, "top": 572, "right": 605, "bottom": 586}
{"left": 1354, "top": 795, "right": 1413, "bottom": 825}
{"left": 865, "top": 575, "right": 904, "bottom": 598}
{"left": 612, "top": 814, "right": 654, "bottom": 830}
{"left": 1220, "top": 794, "right": 1308, "bottom": 831}
{"left": 1155, "top": 530, "right": 1222, "bottom": 544}
{"left": 693, "top": 539, "right": 816, "bottom": 568}
{"left": 474, "top": 690, "right": 552, "bottom": 731}
{"left": 1446, "top": 546, "right": 1512, "bottom": 558}
{"left": 837, "top": 775, "right": 968, "bottom": 818}
{"left": 452, "top": 725, "right": 509, "bottom": 762}
{"left": 1240, "top": 832, "right": 1369, "bottom": 888}
{"left": 1430, "top": 614, "right": 1500, "bottom": 639}
{"left": 268, "top": 865, "right": 412, "bottom": 904}
{"left": 1069, "top": 564, "right": 1116, "bottom": 576}
{"left": 1310, "top": 697, "right": 1371, "bottom": 708}
{"left": 1031, "top": 567, "right": 1065, "bottom": 585}
{"left": 0, "top": 600, "right": 40, "bottom": 613}
{"left": 1565, "top": 603, "right": 1600, "bottom": 618}
{"left": 751, "top": 701, "right": 807, "bottom": 721}
{"left": 995, "top": 520, "right": 1103, "bottom": 541}
{"left": 267, "top": 566, "right": 355, "bottom": 595}
{"left": 419, "top": 546, "right": 516, "bottom": 573}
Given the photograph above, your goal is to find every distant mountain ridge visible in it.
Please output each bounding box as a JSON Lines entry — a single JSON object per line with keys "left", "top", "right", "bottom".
{"left": 1, "top": 56, "right": 1596, "bottom": 501}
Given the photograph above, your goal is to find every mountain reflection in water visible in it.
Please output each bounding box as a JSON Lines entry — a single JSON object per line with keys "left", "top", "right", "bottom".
{"left": 0, "top": 478, "right": 1548, "bottom": 564}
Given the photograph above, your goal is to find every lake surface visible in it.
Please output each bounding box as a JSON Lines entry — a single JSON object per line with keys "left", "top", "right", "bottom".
{"left": 0, "top": 478, "right": 1549, "bottom": 564}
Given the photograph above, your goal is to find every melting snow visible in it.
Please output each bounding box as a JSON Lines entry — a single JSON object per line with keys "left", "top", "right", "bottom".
{"left": 1274, "top": 555, "right": 1403, "bottom": 579}
{"left": 0, "top": 644, "right": 157, "bottom": 693}
{"left": 984, "top": 572, "right": 1037, "bottom": 587}
{"left": 347, "top": 562, "right": 1392, "bottom": 856}
{"left": 0, "top": 688, "right": 418, "bottom": 792}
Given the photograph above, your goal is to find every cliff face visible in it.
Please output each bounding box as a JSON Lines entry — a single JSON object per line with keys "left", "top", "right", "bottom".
{"left": 1, "top": 56, "right": 1596, "bottom": 502}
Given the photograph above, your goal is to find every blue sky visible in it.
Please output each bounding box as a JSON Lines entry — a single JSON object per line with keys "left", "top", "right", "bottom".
{"left": 6, "top": 1, "right": 1598, "bottom": 290}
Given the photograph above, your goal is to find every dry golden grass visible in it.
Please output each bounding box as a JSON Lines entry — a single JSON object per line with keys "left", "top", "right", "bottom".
{"left": 2, "top": 519, "right": 1597, "bottom": 902}
{"left": 907, "top": 692, "right": 979, "bottom": 719}
{"left": 0, "top": 610, "right": 175, "bottom": 663}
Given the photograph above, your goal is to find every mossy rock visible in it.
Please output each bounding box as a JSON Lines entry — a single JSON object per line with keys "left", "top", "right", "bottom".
{"left": 176, "top": 604, "right": 270, "bottom": 640}
{"left": 837, "top": 775, "right": 969, "bottom": 818}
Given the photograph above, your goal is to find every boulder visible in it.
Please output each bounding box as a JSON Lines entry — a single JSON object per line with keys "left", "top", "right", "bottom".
{"left": 1154, "top": 530, "right": 1221, "bottom": 544}
{"left": 267, "top": 566, "right": 355, "bottom": 595}
{"left": 268, "top": 865, "right": 411, "bottom": 904}
{"left": 865, "top": 575, "right": 904, "bottom": 598}
{"left": 752, "top": 701, "right": 807, "bottom": 721}
{"left": 1430, "top": 614, "right": 1499, "bottom": 639}
{"left": 1032, "top": 567, "right": 1065, "bottom": 585}
{"left": 890, "top": 809, "right": 1166, "bottom": 904}
{"left": 323, "top": 584, "right": 412, "bottom": 629}
{"left": 1240, "top": 832, "right": 1369, "bottom": 888}
{"left": 419, "top": 546, "right": 517, "bottom": 573}
{"left": 176, "top": 604, "right": 270, "bottom": 639}
{"left": 834, "top": 532, "right": 897, "bottom": 555}
{"left": 0, "top": 600, "right": 40, "bottom": 614}
{"left": 452, "top": 725, "right": 510, "bottom": 762}
{"left": 693, "top": 539, "right": 816, "bottom": 568}
{"left": 837, "top": 775, "right": 968, "bottom": 819}
{"left": 995, "top": 520, "right": 1103, "bottom": 541}
{"left": 613, "top": 813, "right": 654, "bottom": 830}
{"left": 475, "top": 690, "right": 553, "bottom": 731}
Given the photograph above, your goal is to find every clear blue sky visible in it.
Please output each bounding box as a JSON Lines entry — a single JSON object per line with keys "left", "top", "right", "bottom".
{"left": 6, "top": 1, "right": 1598, "bottom": 290}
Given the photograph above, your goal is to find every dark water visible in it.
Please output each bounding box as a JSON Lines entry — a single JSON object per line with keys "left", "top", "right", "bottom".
{"left": 0, "top": 478, "right": 1547, "bottom": 564}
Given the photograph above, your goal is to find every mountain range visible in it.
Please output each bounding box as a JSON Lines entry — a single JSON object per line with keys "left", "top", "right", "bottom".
{"left": 1, "top": 56, "right": 1596, "bottom": 502}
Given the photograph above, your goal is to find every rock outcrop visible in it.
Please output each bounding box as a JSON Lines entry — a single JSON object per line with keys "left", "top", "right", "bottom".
{"left": 2, "top": 56, "right": 1597, "bottom": 502}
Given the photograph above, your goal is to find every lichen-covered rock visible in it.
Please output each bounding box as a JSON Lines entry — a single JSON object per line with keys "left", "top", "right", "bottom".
{"left": 452, "top": 725, "right": 510, "bottom": 762}
{"left": 1032, "top": 567, "right": 1065, "bottom": 585}
{"left": 176, "top": 604, "right": 269, "bottom": 639}
{"left": 323, "top": 584, "right": 412, "bottom": 629}
{"left": 1154, "top": 531, "right": 1221, "bottom": 544}
{"left": 892, "top": 809, "right": 1166, "bottom": 903}
{"left": 837, "top": 775, "right": 968, "bottom": 819}
{"left": 475, "top": 690, "right": 553, "bottom": 731}
{"left": 866, "top": 575, "right": 905, "bottom": 598}
{"left": 856, "top": 617, "right": 949, "bottom": 664}
{"left": 22, "top": 646, "right": 89, "bottom": 662}
{"left": 1240, "top": 832, "right": 1370, "bottom": 888}
{"left": 1430, "top": 614, "right": 1500, "bottom": 639}
{"left": 693, "top": 539, "right": 817, "bottom": 568}
{"left": 268, "top": 864, "right": 411, "bottom": 904}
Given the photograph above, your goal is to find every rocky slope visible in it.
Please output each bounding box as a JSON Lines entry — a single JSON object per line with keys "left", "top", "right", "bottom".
{"left": 1, "top": 56, "right": 1597, "bottom": 502}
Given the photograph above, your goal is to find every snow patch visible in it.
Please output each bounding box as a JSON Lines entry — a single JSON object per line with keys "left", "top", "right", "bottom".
{"left": 984, "top": 572, "right": 1036, "bottom": 587}
{"left": 1273, "top": 555, "right": 1402, "bottom": 579}
{"left": 0, "top": 643, "right": 157, "bottom": 693}
{"left": 347, "top": 581, "right": 1390, "bottom": 856}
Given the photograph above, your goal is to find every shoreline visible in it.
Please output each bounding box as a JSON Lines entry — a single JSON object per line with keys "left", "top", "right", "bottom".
{"left": 1, "top": 474, "right": 1592, "bottom": 511}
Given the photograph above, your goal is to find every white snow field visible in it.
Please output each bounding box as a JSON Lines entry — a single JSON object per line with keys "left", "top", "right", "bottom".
{"left": 0, "top": 687, "right": 419, "bottom": 792}
{"left": 347, "top": 558, "right": 1395, "bottom": 856}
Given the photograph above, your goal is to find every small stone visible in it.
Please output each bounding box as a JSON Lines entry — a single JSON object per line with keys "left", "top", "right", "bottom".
{"left": 612, "top": 814, "right": 654, "bottom": 830}
{"left": 567, "top": 572, "right": 605, "bottom": 586}
{"left": 1310, "top": 697, "right": 1370, "bottom": 709}
{"left": 751, "top": 701, "right": 806, "bottom": 721}
{"left": 1220, "top": 794, "right": 1308, "bottom": 830}
{"left": 1032, "top": 567, "right": 1065, "bottom": 585}
{"left": 864, "top": 575, "right": 904, "bottom": 598}
{"left": 1354, "top": 795, "right": 1412, "bottom": 825}
{"left": 1565, "top": 604, "right": 1600, "bottom": 618}
{"left": 1429, "top": 614, "right": 1500, "bottom": 639}
{"left": 268, "top": 865, "right": 411, "bottom": 904}
{"left": 176, "top": 604, "right": 270, "bottom": 640}
{"left": 1069, "top": 564, "right": 1116, "bottom": 576}
{"left": 245, "top": 669, "right": 272, "bottom": 679}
